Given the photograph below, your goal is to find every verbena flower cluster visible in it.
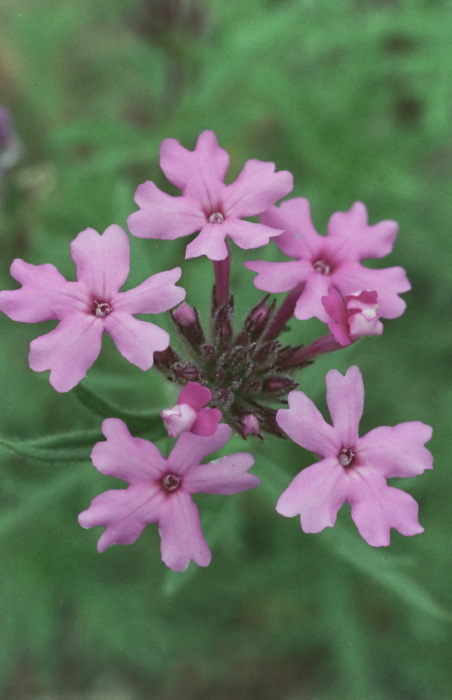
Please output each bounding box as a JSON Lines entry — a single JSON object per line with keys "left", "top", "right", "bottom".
{"left": 0, "top": 129, "right": 433, "bottom": 571}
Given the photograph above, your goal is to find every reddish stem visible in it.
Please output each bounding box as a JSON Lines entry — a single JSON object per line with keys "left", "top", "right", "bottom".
{"left": 264, "top": 284, "right": 304, "bottom": 340}
{"left": 213, "top": 246, "right": 231, "bottom": 307}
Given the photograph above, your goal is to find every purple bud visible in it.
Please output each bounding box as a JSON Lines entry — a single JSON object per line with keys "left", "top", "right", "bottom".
{"left": 241, "top": 414, "right": 260, "bottom": 437}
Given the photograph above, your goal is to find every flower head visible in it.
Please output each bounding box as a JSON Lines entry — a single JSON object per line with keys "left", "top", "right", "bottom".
{"left": 245, "top": 198, "right": 411, "bottom": 322}
{"left": 276, "top": 366, "right": 433, "bottom": 546}
{"left": 0, "top": 225, "right": 185, "bottom": 391}
{"left": 127, "top": 130, "right": 293, "bottom": 261}
{"left": 321, "top": 287, "right": 383, "bottom": 346}
{"left": 78, "top": 419, "right": 259, "bottom": 571}
{"left": 161, "top": 381, "right": 222, "bottom": 438}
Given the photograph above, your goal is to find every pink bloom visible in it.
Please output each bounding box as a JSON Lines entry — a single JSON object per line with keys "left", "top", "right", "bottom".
{"left": 78, "top": 419, "right": 259, "bottom": 571}
{"left": 245, "top": 198, "right": 411, "bottom": 322}
{"left": 276, "top": 366, "right": 433, "bottom": 547}
{"left": 161, "top": 382, "right": 222, "bottom": 438}
{"left": 127, "top": 130, "right": 293, "bottom": 261}
{"left": 321, "top": 287, "right": 383, "bottom": 346}
{"left": 0, "top": 225, "right": 185, "bottom": 392}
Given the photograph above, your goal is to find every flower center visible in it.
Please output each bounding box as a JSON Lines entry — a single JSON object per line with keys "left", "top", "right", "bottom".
{"left": 313, "top": 259, "right": 331, "bottom": 275}
{"left": 161, "top": 473, "right": 182, "bottom": 492}
{"left": 208, "top": 211, "right": 225, "bottom": 223}
{"left": 338, "top": 447, "right": 355, "bottom": 467}
{"left": 94, "top": 301, "right": 112, "bottom": 318}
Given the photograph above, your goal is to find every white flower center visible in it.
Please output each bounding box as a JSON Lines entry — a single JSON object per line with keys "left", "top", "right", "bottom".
{"left": 161, "top": 473, "right": 182, "bottom": 492}
{"left": 208, "top": 212, "right": 225, "bottom": 223}
{"left": 338, "top": 447, "right": 355, "bottom": 467}
{"left": 94, "top": 301, "right": 112, "bottom": 318}
{"left": 313, "top": 259, "right": 331, "bottom": 275}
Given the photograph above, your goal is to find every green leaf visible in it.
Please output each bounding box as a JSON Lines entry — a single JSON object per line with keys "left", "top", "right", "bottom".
{"left": 0, "top": 428, "right": 102, "bottom": 463}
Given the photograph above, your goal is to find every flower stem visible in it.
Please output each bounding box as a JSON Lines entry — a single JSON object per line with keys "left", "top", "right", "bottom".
{"left": 285, "top": 334, "right": 343, "bottom": 364}
{"left": 264, "top": 283, "right": 304, "bottom": 340}
{"left": 213, "top": 246, "right": 231, "bottom": 307}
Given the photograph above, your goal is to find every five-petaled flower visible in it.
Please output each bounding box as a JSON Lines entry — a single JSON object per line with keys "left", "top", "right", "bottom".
{"left": 161, "top": 381, "right": 222, "bottom": 438}
{"left": 245, "top": 198, "right": 411, "bottom": 322}
{"left": 0, "top": 225, "right": 186, "bottom": 392}
{"left": 276, "top": 366, "right": 433, "bottom": 546}
{"left": 127, "top": 130, "right": 294, "bottom": 261}
{"left": 78, "top": 419, "right": 259, "bottom": 571}
{"left": 321, "top": 287, "right": 383, "bottom": 346}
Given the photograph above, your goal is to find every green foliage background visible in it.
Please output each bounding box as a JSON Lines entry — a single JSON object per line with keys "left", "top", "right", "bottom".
{"left": 0, "top": 0, "right": 451, "bottom": 697}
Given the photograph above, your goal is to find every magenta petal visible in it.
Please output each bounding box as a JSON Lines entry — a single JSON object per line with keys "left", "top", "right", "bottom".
{"left": 326, "top": 366, "right": 363, "bottom": 446}
{"left": 71, "top": 225, "right": 130, "bottom": 300}
{"left": 191, "top": 408, "right": 222, "bottom": 436}
{"left": 91, "top": 418, "right": 167, "bottom": 481}
{"left": 127, "top": 181, "right": 204, "bottom": 239}
{"left": 104, "top": 312, "right": 169, "bottom": 370}
{"left": 185, "top": 224, "right": 229, "bottom": 261}
{"left": 178, "top": 381, "right": 212, "bottom": 410}
{"left": 244, "top": 260, "right": 308, "bottom": 293}
{"left": 223, "top": 159, "right": 293, "bottom": 217}
{"left": 224, "top": 217, "right": 283, "bottom": 251}
{"left": 0, "top": 260, "right": 84, "bottom": 322}
{"left": 358, "top": 422, "right": 433, "bottom": 478}
{"left": 327, "top": 202, "right": 399, "bottom": 260}
{"left": 276, "top": 390, "right": 338, "bottom": 456}
{"left": 322, "top": 287, "right": 352, "bottom": 346}
{"left": 260, "top": 198, "right": 322, "bottom": 258}
{"left": 158, "top": 492, "right": 211, "bottom": 571}
{"left": 276, "top": 458, "right": 347, "bottom": 531}
{"left": 350, "top": 484, "right": 423, "bottom": 547}
{"left": 184, "top": 452, "right": 258, "bottom": 495}
{"left": 29, "top": 314, "right": 103, "bottom": 392}
{"left": 114, "top": 267, "right": 185, "bottom": 315}
{"left": 168, "top": 424, "right": 232, "bottom": 474}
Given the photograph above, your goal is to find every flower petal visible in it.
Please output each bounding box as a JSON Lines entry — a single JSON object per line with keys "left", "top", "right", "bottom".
{"left": 127, "top": 181, "right": 205, "bottom": 240}
{"left": 332, "top": 263, "right": 410, "bottom": 319}
{"left": 0, "top": 260, "right": 84, "bottom": 322}
{"left": 327, "top": 202, "right": 399, "bottom": 260}
{"left": 71, "top": 225, "right": 130, "bottom": 300}
{"left": 178, "top": 381, "right": 212, "bottom": 410}
{"left": 326, "top": 366, "right": 364, "bottom": 446}
{"left": 223, "top": 159, "right": 293, "bottom": 217}
{"left": 358, "top": 422, "right": 433, "bottom": 478}
{"left": 168, "top": 424, "right": 232, "bottom": 474}
{"left": 28, "top": 314, "right": 103, "bottom": 392}
{"left": 260, "top": 198, "right": 322, "bottom": 258}
{"left": 224, "top": 217, "right": 283, "bottom": 251}
{"left": 276, "top": 390, "right": 338, "bottom": 456}
{"left": 244, "top": 260, "right": 309, "bottom": 293}
{"left": 104, "top": 312, "right": 169, "bottom": 370}
{"left": 185, "top": 223, "right": 229, "bottom": 261}
{"left": 114, "top": 267, "right": 186, "bottom": 315}
{"left": 276, "top": 457, "right": 347, "bottom": 531}
{"left": 91, "top": 418, "right": 167, "bottom": 481}
{"left": 184, "top": 453, "right": 258, "bottom": 494}
{"left": 191, "top": 408, "right": 222, "bottom": 437}
{"left": 293, "top": 272, "right": 332, "bottom": 322}
{"left": 158, "top": 491, "right": 211, "bottom": 571}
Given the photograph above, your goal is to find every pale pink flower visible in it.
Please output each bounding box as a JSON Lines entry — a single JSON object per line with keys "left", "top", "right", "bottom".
{"left": 245, "top": 198, "right": 411, "bottom": 322}
{"left": 0, "top": 225, "right": 185, "bottom": 392}
{"left": 78, "top": 419, "right": 259, "bottom": 571}
{"left": 127, "top": 130, "right": 293, "bottom": 261}
{"left": 161, "top": 382, "right": 222, "bottom": 438}
{"left": 276, "top": 366, "right": 433, "bottom": 547}
{"left": 321, "top": 287, "right": 383, "bottom": 346}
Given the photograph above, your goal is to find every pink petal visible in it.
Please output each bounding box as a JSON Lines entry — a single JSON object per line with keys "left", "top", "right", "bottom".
{"left": 184, "top": 452, "right": 258, "bottom": 495}
{"left": 178, "top": 381, "right": 212, "bottom": 410}
{"left": 127, "top": 181, "right": 205, "bottom": 239}
{"left": 327, "top": 202, "right": 399, "bottom": 260}
{"left": 71, "top": 225, "right": 130, "bottom": 300}
{"left": 91, "top": 418, "right": 167, "bottom": 481}
{"left": 358, "top": 422, "right": 433, "bottom": 478}
{"left": 332, "top": 263, "right": 410, "bottom": 319}
{"left": 276, "top": 390, "right": 338, "bottom": 456}
{"left": 160, "top": 131, "right": 229, "bottom": 211}
{"left": 223, "top": 159, "right": 293, "bottom": 217}
{"left": 244, "top": 260, "right": 309, "bottom": 293}
{"left": 349, "top": 483, "right": 424, "bottom": 547}
{"left": 224, "top": 217, "right": 283, "bottom": 251}
{"left": 0, "top": 260, "right": 84, "bottom": 322}
{"left": 276, "top": 457, "right": 348, "bottom": 531}
{"left": 325, "top": 366, "right": 363, "bottom": 446}
{"left": 321, "top": 287, "right": 352, "bottom": 346}
{"left": 185, "top": 223, "right": 229, "bottom": 261}
{"left": 293, "top": 273, "right": 331, "bottom": 321}
{"left": 79, "top": 483, "right": 165, "bottom": 552}
{"left": 260, "top": 198, "right": 322, "bottom": 258}
{"left": 168, "top": 424, "right": 232, "bottom": 474}
{"left": 191, "top": 408, "right": 222, "bottom": 437}
{"left": 104, "top": 312, "right": 169, "bottom": 370}
{"left": 158, "top": 491, "right": 211, "bottom": 571}
{"left": 161, "top": 403, "right": 197, "bottom": 438}
{"left": 114, "top": 267, "right": 185, "bottom": 315}
{"left": 29, "top": 314, "right": 104, "bottom": 392}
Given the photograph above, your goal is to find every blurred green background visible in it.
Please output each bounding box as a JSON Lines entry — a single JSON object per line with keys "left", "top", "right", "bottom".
{"left": 0, "top": 0, "right": 451, "bottom": 697}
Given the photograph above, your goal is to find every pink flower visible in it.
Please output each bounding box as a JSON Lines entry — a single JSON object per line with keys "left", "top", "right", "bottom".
{"left": 276, "top": 366, "right": 433, "bottom": 546}
{"left": 161, "top": 382, "right": 222, "bottom": 438}
{"left": 321, "top": 287, "right": 383, "bottom": 346}
{"left": 245, "top": 198, "right": 411, "bottom": 322}
{"left": 78, "top": 419, "right": 259, "bottom": 571}
{"left": 0, "top": 225, "right": 185, "bottom": 392}
{"left": 127, "top": 130, "right": 293, "bottom": 261}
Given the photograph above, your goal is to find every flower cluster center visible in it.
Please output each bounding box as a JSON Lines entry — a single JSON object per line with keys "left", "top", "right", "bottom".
{"left": 338, "top": 447, "right": 355, "bottom": 467}
{"left": 161, "top": 473, "right": 182, "bottom": 492}
{"left": 94, "top": 301, "right": 112, "bottom": 318}
{"left": 208, "top": 211, "right": 225, "bottom": 224}
{"left": 313, "top": 259, "right": 331, "bottom": 275}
